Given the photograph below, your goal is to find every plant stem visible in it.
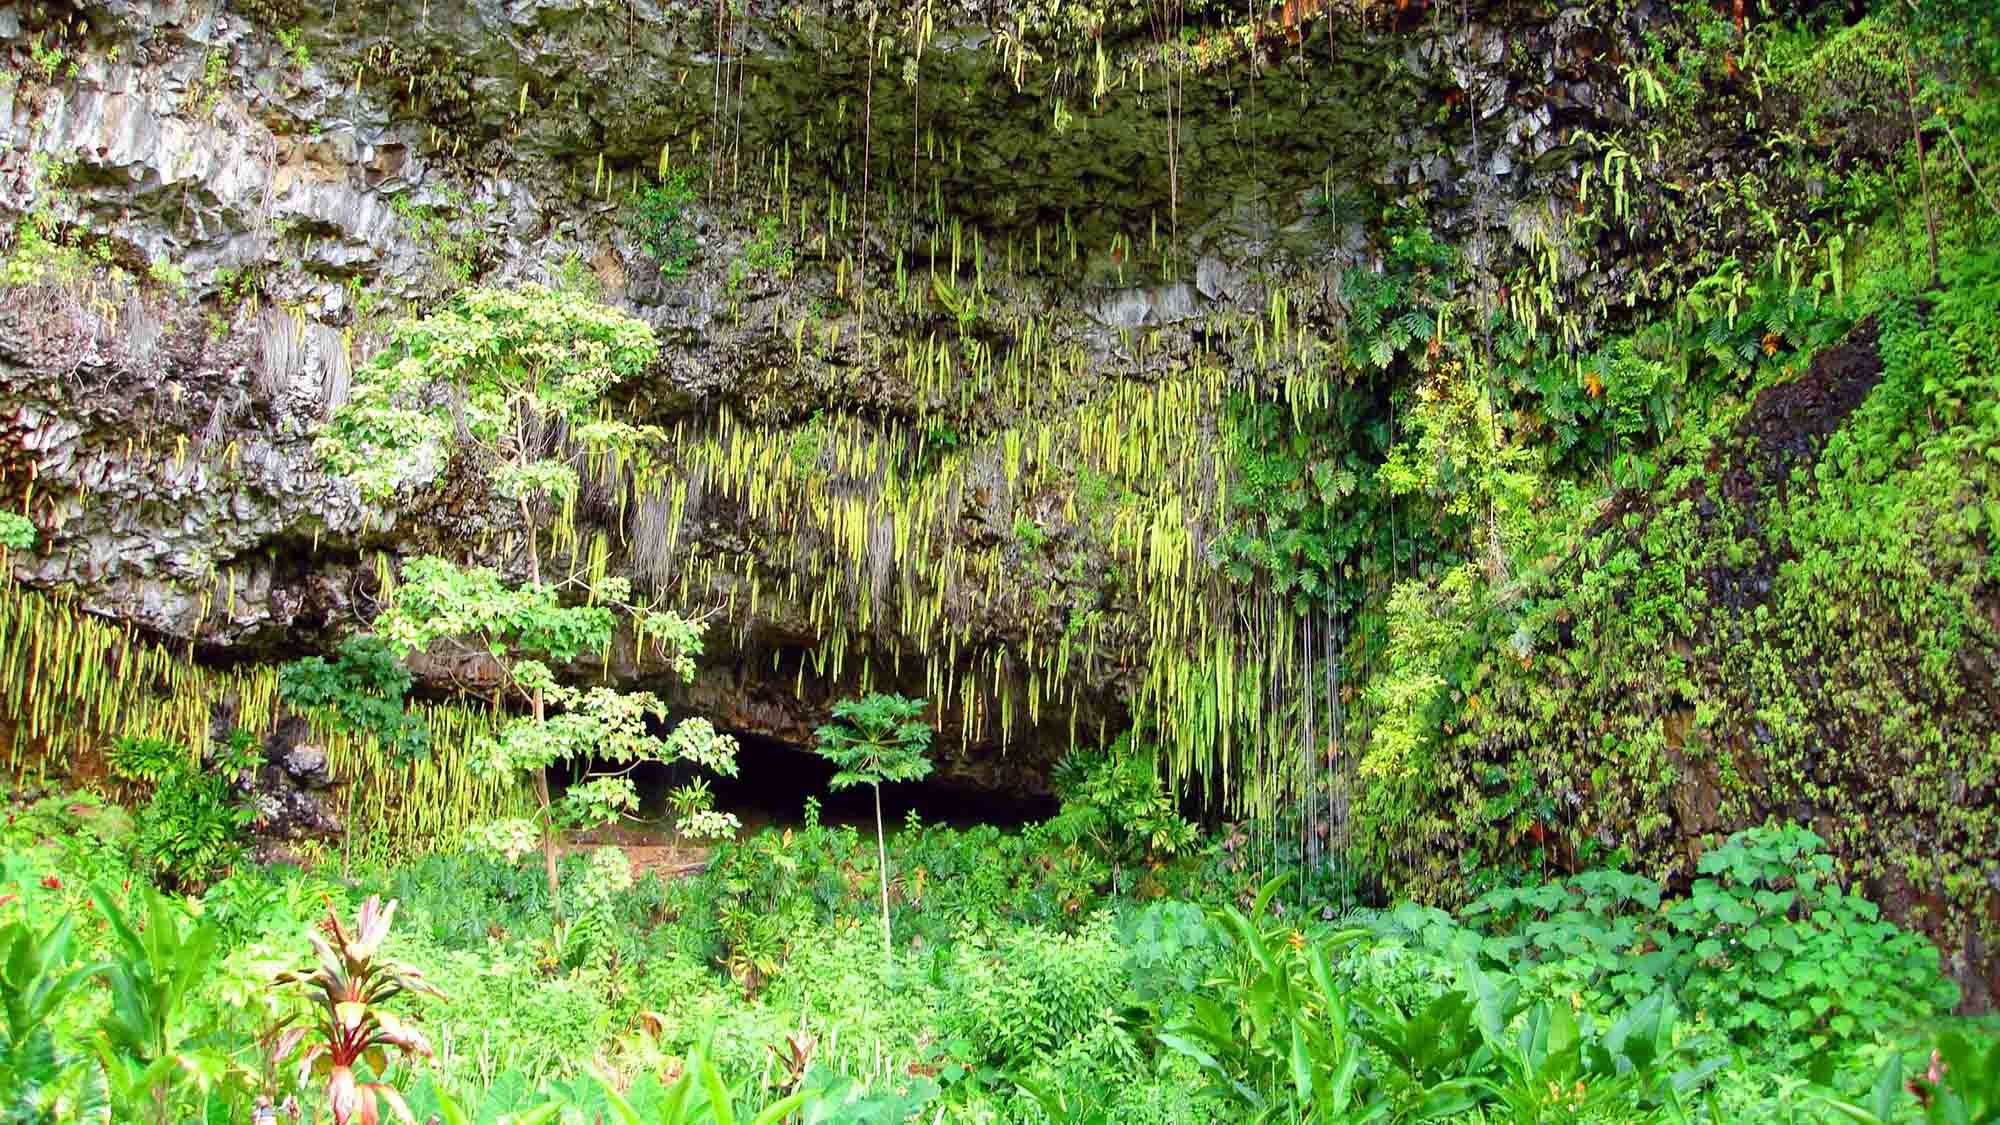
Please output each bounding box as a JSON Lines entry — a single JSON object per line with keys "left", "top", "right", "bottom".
{"left": 519, "top": 482, "right": 562, "bottom": 917}
{"left": 1939, "top": 115, "right": 1999, "bottom": 218}
{"left": 874, "top": 782, "right": 892, "bottom": 958}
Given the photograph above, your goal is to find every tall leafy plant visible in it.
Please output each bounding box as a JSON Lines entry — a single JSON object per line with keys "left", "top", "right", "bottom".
{"left": 280, "top": 635, "right": 431, "bottom": 874}
{"left": 811, "top": 694, "right": 934, "bottom": 956}
{"left": 271, "top": 896, "right": 444, "bottom": 1125}
{"left": 89, "top": 884, "right": 237, "bottom": 1123}
{"left": 1159, "top": 876, "right": 1388, "bottom": 1122}
{"left": 0, "top": 914, "right": 107, "bottom": 1121}
{"left": 315, "top": 286, "right": 740, "bottom": 909}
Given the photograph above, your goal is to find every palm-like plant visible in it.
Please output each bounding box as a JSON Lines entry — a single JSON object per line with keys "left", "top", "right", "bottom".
{"left": 271, "top": 896, "right": 444, "bottom": 1125}
{"left": 811, "top": 693, "right": 934, "bottom": 957}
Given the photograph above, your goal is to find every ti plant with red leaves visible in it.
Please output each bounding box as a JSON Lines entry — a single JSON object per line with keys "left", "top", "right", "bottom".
{"left": 271, "top": 896, "right": 444, "bottom": 1125}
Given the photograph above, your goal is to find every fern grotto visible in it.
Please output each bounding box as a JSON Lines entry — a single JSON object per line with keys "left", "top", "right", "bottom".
{"left": 2, "top": 0, "right": 1998, "bottom": 1119}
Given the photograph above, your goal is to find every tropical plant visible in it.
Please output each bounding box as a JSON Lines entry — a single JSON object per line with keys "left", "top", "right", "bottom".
{"left": 796, "top": 1066, "right": 936, "bottom": 1125}
{"left": 1664, "top": 826, "right": 1957, "bottom": 1059}
{"left": 1012, "top": 1077, "right": 1114, "bottom": 1125}
{"left": 315, "top": 286, "right": 741, "bottom": 908}
{"left": 431, "top": 1091, "right": 561, "bottom": 1125}
{"left": 811, "top": 693, "right": 935, "bottom": 955}
{"left": 1458, "top": 963, "right": 1721, "bottom": 1122}
{"left": 90, "top": 884, "right": 238, "bottom": 1123}
{"left": 425, "top": 1085, "right": 561, "bottom": 1125}
{"left": 271, "top": 896, "right": 445, "bottom": 1125}
{"left": 942, "top": 915, "right": 1128, "bottom": 1076}
{"left": 1816, "top": 1031, "right": 2000, "bottom": 1125}
{"left": 1349, "top": 978, "right": 1491, "bottom": 1116}
{"left": 108, "top": 737, "right": 255, "bottom": 891}
{"left": 0, "top": 912, "right": 108, "bottom": 1121}
{"left": 591, "top": 1037, "right": 811, "bottom": 1125}
{"left": 1159, "top": 876, "right": 1389, "bottom": 1123}
{"left": 1043, "top": 731, "right": 1198, "bottom": 889}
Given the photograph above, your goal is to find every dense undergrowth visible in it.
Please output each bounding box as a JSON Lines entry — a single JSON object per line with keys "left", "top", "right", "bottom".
{"left": 3, "top": 783, "right": 1997, "bottom": 1123}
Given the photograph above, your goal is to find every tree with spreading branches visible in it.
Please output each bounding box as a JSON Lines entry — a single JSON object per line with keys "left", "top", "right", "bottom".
{"left": 317, "top": 285, "right": 739, "bottom": 912}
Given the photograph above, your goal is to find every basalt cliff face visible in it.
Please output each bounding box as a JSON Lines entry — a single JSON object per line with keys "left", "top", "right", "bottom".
{"left": 0, "top": 0, "right": 1735, "bottom": 778}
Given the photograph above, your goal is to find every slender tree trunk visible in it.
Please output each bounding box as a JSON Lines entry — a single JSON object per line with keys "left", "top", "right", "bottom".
{"left": 517, "top": 483, "right": 562, "bottom": 916}
{"left": 874, "top": 783, "right": 892, "bottom": 957}
{"left": 341, "top": 782, "right": 355, "bottom": 879}
{"left": 532, "top": 700, "right": 560, "bottom": 916}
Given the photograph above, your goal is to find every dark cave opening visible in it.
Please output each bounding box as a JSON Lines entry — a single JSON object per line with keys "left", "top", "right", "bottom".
{"left": 555, "top": 727, "right": 1058, "bottom": 837}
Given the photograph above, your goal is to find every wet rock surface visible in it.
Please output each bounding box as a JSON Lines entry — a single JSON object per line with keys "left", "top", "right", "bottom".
{"left": 1483, "top": 318, "right": 2000, "bottom": 1012}
{"left": 1725, "top": 317, "right": 1884, "bottom": 506}
{"left": 233, "top": 717, "right": 343, "bottom": 850}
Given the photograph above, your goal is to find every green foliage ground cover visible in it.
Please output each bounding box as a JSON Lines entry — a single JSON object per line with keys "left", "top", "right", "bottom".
{"left": 2, "top": 778, "right": 1993, "bottom": 1124}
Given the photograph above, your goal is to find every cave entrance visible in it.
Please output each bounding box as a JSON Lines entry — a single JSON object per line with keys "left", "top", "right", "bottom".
{"left": 554, "top": 729, "right": 1057, "bottom": 842}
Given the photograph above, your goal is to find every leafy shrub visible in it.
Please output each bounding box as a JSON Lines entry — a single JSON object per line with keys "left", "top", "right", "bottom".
{"left": 942, "top": 915, "right": 1126, "bottom": 1073}
{"left": 278, "top": 635, "right": 430, "bottom": 763}
{"left": 109, "top": 737, "right": 255, "bottom": 890}
{"left": 555, "top": 846, "right": 634, "bottom": 968}
{"left": 1460, "top": 825, "right": 1958, "bottom": 1061}
{"left": 376, "top": 850, "right": 554, "bottom": 950}
{"left": 0, "top": 512, "right": 35, "bottom": 550}
{"left": 414, "top": 937, "right": 616, "bottom": 1086}
{"left": 1114, "top": 900, "right": 1219, "bottom": 1017}
{"left": 107, "top": 735, "right": 186, "bottom": 787}
{"left": 631, "top": 171, "right": 698, "bottom": 277}
{"left": 1667, "top": 827, "right": 1957, "bottom": 1058}
{"left": 199, "top": 865, "right": 350, "bottom": 950}
{"left": 726, "top": 216, "right": 794, "bottom": 292}
{"left": 895, "top": 819, "right": 1044, "bottom": 933}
